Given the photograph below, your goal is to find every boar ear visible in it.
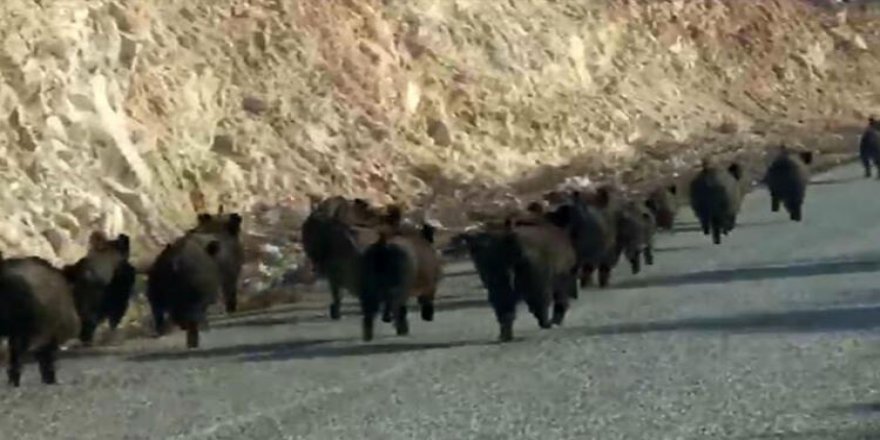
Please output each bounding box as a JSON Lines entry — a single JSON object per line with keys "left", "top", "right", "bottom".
{"left": 62, "top": 264, "right": 79, "bottom": 282}
{"left": 667, "top": 184, "right": 677, "bottom": 195}
{"left": 197, "top": 213, "right": 212, "bottom": 225}
{"left": 526, "top": 201, "right": 544, "bottom": 215}
{"left": 88, "top": 231, "right": 109, "bottom": 251}
{"left": 384, "top": 205, "right": 403, "bottom": 226}
{"left": 594, "top": 187, "right": 611, "bottom": 209}
{"left": 420, "top": 223, "right": 436, "bottom": 244}
{"left": 227, "top": 213, "right": 243, "bottom": 236}
{"left": 115, "top": 234, "right": 131, "bottom": 256}
{"left": 546, "top": 205, "right": 572, "bottom": 228}
{"left": 642, "top": 211, "right": 654, "bottom": 222}
{"left": 205, "top": 240, "right": 221, "bottom": 257}
{"left": 644, "top": 198, "right": 656, "bottom": 211}
{"left": 727, "top": 163, "right": 743, "bottom": 181}
{"left": 799, "top": 151, "right": 813, "bottom": 165}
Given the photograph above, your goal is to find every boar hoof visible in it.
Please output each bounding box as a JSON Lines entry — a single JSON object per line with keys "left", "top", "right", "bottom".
{"left": 329, "top": 303, "right": 342, "bottom": 320}
{"left": 551, "top": 306, "right": 566, "bottom": 326}
{"left": 7, "top": 371, "right": 20, "bottom": 387}
{"left": 185, "top": 327, "right": 200, "bottom": 349}
{"left": 362, "top": 321, "right": 374, "bottom": 342}
{"left": 420, "top": 302, "right": 434, "bottom": 322}
{"left": 499, "top": 323, "right": 514, "bottom": 342}
{"left": 395, "top": 321, "right": 410, "bottom": 336}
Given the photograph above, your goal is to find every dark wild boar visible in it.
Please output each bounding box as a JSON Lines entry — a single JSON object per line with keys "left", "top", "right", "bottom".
{"left": 645, "top": 184, "right": 678, "bottom": 231}
{"left": 359, "top": 224, "right": 441, "bottom": 341}
{"left": 0, "top": 255, "right": 80, "bottom": 386}
{"left": 301, "top": 196, "right": 385, "bottom": 319}
{"left": 147, "top": 234, "right": 223, "bottom": 349}
{"left": 688, "top": 159, "right": 744, "bottom": 245}
{"left": 764, "top": 146, "right": 813, "bottom": 222}
{"left": 859, "top": 117, "right": 880, "bottom": 178}
{"left": 62, "top": 232, "right": 136, "bottom": 345}
{"left": 460, "top": 206, "right": 578, "bottom": 342}
{"left": 615, "top": 201, "right": 656, "bottom": 274}
{"left": 569, "top": 186, "right": 622, "bottom": 289}
{"left": 188, "top": 209, "right": 244, "bottom": 314}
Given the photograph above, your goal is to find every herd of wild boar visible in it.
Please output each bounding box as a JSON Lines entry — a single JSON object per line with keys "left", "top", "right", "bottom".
{"left": 0, "top": 118, "right": 877, "bottom": 387}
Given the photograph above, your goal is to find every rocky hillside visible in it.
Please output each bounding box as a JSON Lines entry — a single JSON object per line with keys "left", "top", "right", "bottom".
{"left": 0, "top": 0, "right": 878, "bottom": 265}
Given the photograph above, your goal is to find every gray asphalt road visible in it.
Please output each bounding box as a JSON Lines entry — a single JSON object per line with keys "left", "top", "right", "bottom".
{"left": 4, "top": 163, "right": 880, "bottom": 440}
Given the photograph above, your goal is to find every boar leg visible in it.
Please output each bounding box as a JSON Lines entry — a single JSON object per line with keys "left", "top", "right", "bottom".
{"left": 597, "top": 264, "right": 612, "bottom": 288}
{"left": 487, "top": 277, "right": 518, "bottom": 342}
{"left": 699, "top": 217, "right": 710, "bottom": 235}
{"left": 394, "top": 302, "right": 410, "bottom": 336}
{"left": 185, "top": 322, "right": 200, "bottom": 349}
{"left": 711, "top": 219, "right": 722, "bottom": 245}
{"left": 359, "top": 288, "right": 381, "bottom": 342}
{"left": 35, "top": 341, "right": 58, "bottom": 385}
{"left": 418, "top": 295, "right": 435, "bottom": 322}
{"left": 862, "top": 154, "right": 872, "bottom": 178}
{"left": 222, "top": 278, "right": 238, "bottom": 314}
{"left": 629, "top": 251, "right": 641, "bottom": 275}
{"left": 771, "top": 195, "right": 780, "bottom": 212}
{"left": 328, "top": 278, "right": 343, "bottom": 320}
{"left": 551, "top": 274, "right": 575, "bottom": 326}
{"left": 644, "top": 245, "right": 654, "bottom": 266}
{"left": 147, "top": 293, "right": 168, "bottom": 337}
{"left": 6, "top": 335, "right": 27, "bottom": 387}
{"left": 578, "top": 264, "right": 594, "bottom": 289}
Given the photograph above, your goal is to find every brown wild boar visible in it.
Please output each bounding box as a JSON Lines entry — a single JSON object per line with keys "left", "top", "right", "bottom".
{"left": 62, "top": 232, "right": 136, "bottom": 345}
{"left": 0, "top": 255, "right": 81, "bottom": 386}
{"left": 688, "top": 159, "right": 744, "bottom": 245}
{"left": 645, "top": 184, "right": 678, "bottom": 231}
{"left": 859, "top": 117, "right": 880, "bottom": 178}
{"left": 301, "top": 196, "right": 386, "bottom": 319}
{"left": 188, "top": 209, "right": 244, "bottom": 313}
{"left": 764, "top": 145, "right": 813, "bottom": 222}
{"left": 615, "top": 201, "right": 657, "bottom": 274}
{"left": 459, "top": 205, "right": 578, "bottom": 342}
{"left": 359, "top": 224, "right": 441, "bottom": 341}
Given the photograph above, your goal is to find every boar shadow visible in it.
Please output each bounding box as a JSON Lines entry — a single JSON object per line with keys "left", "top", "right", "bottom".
{"left": 569, "top": 303, "right": 880, "bottom": 338}
{"left": 126, "top": 337, "right": 340, "bottom": 362}
{"left": 243, "top": 339, "right": 491, "bottom": 363}
{"left": 613, "top": 256, "right": 880, "bottom": 290}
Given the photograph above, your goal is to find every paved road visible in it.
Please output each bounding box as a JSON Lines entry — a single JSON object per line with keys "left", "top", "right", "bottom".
{"left": 4, "top": 163, "right": 880, "bottom": 440}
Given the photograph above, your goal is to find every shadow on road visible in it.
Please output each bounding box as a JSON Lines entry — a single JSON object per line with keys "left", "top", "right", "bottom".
{"left": 570, "top": 304, "right": 880, "bottom": 337}
{"left": 126, "top": 338, "right": 341, "bottom": 362}
{"left": 741, "top": 426, "right": 880, "bottom": 439}
{"left": 654, "top": 244, "right": 703, "bottom": 253}
{"left": 211, "top": 296, "right": 488, "bottom": 330}
{"left": 243, "top": 339, "right": 492, "bottom": 363}
{"left": 811, "top": 176, "right": 862, "bottom": 186}
{"left": 614, "top": 256, "right": 880, "bottom": 290}
{"left": 672, "top": 219, "right": 785, "bottom": 234}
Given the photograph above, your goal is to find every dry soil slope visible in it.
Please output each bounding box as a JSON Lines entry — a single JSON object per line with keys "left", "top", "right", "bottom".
{"left": 0, "top": 0, "right": 877, "bottom": 264}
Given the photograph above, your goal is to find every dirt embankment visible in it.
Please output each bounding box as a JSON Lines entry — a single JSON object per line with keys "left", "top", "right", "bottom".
{"left": 0, "top": 1, "right": 879, "bottom": 327}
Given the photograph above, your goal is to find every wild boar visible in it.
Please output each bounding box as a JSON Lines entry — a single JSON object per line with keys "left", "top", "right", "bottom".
{"left": 301, "top": 196, "right": 385, "bottom": 319}
{"left": 569, "top": 186, "right": 622, "bottom": 289}
{"left": 688, "top": 159, "right": 744, "bottom": 245}
{"left": 147, "top": 232, "right": 224, "bottom": 349}
{"left": 615, "top": 201, "right": 657, "bottom": 274}
{"left": 62, "top": 232, "right": 136, "bottom": 345}
{"left": 460, "top": 206, "right": 578, "bottom": 342}
{"left": 859, "top": 117, "right": 880, "bottom": 178}
{"left": 188, "top": 210, "right": 244, "bottom": 314}
{"left": 764, "top": 146, "right": 813, "bottom": 222}
{"left": 0, "top": 255, "right": 80, "bottom": 386}
{"left": 645, "top": 184, "right": 678, "bottom": 231}
{"left": 359, "top": 224, "right": 442, "bottom": 341}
